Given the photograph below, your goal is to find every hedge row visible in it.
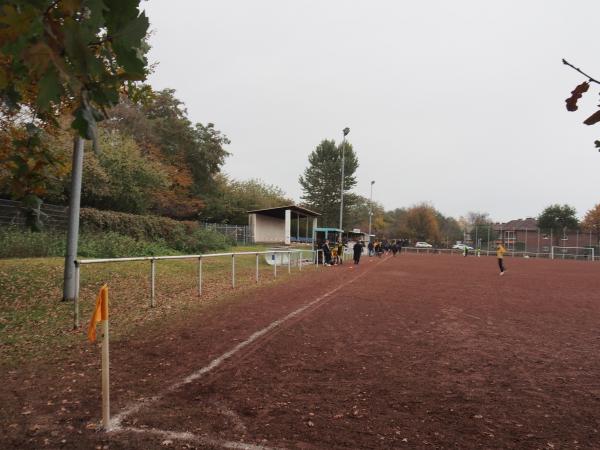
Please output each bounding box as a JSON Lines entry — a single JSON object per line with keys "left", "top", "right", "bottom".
{"left": 79, "top": 208, "right": 235, "bottom": 254}
{"left": 0, "top": 209, "right": 235, "bottom": 258}
{"left": 80, "top": 208, "right": 198, "bottom": 241}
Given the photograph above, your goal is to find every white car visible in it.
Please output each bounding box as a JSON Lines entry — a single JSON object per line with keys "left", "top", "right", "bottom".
{"left": 415, "top": 241, "right": 433, "bottom": 248}
{"left": 452, "top": 243, "right": 474, "bottom": 250}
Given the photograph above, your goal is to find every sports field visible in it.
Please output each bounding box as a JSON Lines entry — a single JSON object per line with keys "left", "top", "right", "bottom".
{"left": 3, "top": 253, "right": 600, "bottom": 449}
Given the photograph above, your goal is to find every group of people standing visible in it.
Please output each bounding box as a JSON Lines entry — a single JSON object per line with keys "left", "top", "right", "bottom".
{"left": 318, "top": 238, "right": 508, "bottom": 276}
{"left": 319, "top": 239, "right": 366, "bottom": 266}
{"left": 367, "top": 240, "right": 404, "bottom": 257}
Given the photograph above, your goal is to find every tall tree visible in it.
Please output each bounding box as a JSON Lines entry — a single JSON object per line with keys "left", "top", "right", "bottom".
{"left": 581, "top": 203, "right": 600, "bottom": 247}
{"left": 1, "top": 0, "right": 150, "bottom": 302}
{"left": 299, "top": 139, "right": 358, "bottom": 228}
{"left": 437, "top": 213, "right": 463, "bottom": 247}
{"left": 404, "top": 203, "right": 441, "bottom": 243}
{"left": 537, "top": 204, "right": 579, "bottom": 245}
{"left": 200, "top": 175, "right": 291, "bottom": 225}
{"left": 344, "top": 194, "right": 385, "bottom": 234}
{"left": 382, "top": 208, "right": 408, "bottom": 238}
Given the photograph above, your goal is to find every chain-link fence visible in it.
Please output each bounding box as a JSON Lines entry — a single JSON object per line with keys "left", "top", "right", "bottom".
{"left": 202, "top": 222, "right": 254, "bottom": 245}
{"left": 405, "top": 224, "right": 599, "bottom": 261}
{"left": 0, "top": 199, "right": 68, "bottom": 229}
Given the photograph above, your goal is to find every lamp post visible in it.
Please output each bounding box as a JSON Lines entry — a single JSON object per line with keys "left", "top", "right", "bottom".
{"left": 339, "top": 127, "right": 350, "bottom": 231}
{"left": 368, "top": 180, "right": 375, "bottom": 237}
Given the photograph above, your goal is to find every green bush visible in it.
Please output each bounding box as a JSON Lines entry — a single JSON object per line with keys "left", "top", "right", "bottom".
{"left": 0, "top": 228, "right": 65, "bottom": 258}
{"left": 172, "top": 228, "right": 235, "bottom": 254}
{"left": 77, "top": 232, "right": 176, "bottom": 258}
{"left": 1, "top": 208, "right": 235, "bottom": 258}
{"left": 80, "top": 208, "right": 198, "bottom": 244}
{"left": 0, "top": 227, "right": 232, "bottom": 259}
{"left": 79, "top": 208, "right": 235, "bottom": 253}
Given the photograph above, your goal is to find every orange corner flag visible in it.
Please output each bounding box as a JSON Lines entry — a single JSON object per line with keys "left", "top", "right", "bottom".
{"left": 88, "top": 284, "right": 109, "bottom": 342}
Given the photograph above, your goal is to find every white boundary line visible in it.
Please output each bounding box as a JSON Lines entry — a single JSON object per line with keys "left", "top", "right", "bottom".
{"left": 111, "top": 260, "right": 383, "bottom": 430}
{"left": 119, "top": 426, "right": 280, "bottom": 450}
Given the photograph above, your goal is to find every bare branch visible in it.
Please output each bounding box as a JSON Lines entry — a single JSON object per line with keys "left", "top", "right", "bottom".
{"left": 562, "top": 59, "right": 600, "bottom": 85}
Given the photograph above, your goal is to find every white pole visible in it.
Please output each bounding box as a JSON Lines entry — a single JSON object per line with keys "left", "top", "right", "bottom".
{"left": 274, "top": 253, "right": 277, "bottom": 277}
{"left": 288, "top": 251, "right": 291, "bottom": 274}
{"left": 299, "top": 251, "right": 302, "bottom": 271}
{"left": 198, "top": 257, "right": 202, "bottom": 296}
{"left": 255, "top": 253, "right": 259, "bottom": 283}
{"left": 101, "top": 319, "right": 110, "bottom": 430}
{"left": 63, "top": 137, "right": 85, "bottom": 301}
{"left": 339, "top": 136, "right": 346, "bottom": 230}
{"left": 368, "top": 180, "right": 374, "bottom": 237}
{"left": 232, "top": 254, "right": 235, "bottom": 288}
{"left": 73, "top": 263, "right": 80, "bottom": 329}
{"left": 150, "top": 259, "right": 156, "bottom": 308}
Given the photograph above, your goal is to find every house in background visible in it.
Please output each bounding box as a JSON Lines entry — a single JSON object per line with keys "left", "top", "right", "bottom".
{"left": 492, "top": 218, "right": 598, "bottom": 252}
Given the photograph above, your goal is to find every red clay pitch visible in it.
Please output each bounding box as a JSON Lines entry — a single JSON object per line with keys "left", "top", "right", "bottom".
{"left": 3, "top": 253, "right": 600, "bottom": 449}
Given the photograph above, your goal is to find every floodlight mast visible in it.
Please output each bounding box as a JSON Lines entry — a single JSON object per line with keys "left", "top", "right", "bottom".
{"left": 368, "top": 180, "right": 375, "bottom": 237}
{"left": 339, "top": 127, "right": 350, "bottom": 232}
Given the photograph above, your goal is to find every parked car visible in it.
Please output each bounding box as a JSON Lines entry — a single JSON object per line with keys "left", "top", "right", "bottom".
{"left": 452, "top": 243, "right": 474, "bottom": 250}
{"left": 415, "top": 241, "right": 433, "bottom": 248}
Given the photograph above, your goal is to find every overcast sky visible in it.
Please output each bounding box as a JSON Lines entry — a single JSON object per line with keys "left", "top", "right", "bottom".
{"left": 143, "top": 0, "right": 600, "bottom": 222}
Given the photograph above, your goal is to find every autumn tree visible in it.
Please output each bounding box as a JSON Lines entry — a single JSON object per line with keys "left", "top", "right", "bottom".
{"left": 437, "top": 213, "right": 463, "bottom": 247}
{"left": 381, "top": 208, "right": 407, "bottom": 238}
{"left": 200, "top": 175, "right": 291, "bottom": 225}
{"left": 105, "top": 89, "right": 231, "bottom": 218}
{"left": 581, "top": 203, "right": 600, "bottom": 247}
{"left": 343, "top": 194, "right": 385, "bottom": 234}
{"left": 537, "top": 204, "right": 579, "bottom": 245}
{"left": 1, "top": 0, "right": 150, "bottom": 199}
{"left": 299, "top": 139, "right": 358, "bottom": 228}
{"left": 1, "top": 0, "right": 150, "bottom": 301}
{"left": 404, "top": 203, "right": 441, "bottom": 244}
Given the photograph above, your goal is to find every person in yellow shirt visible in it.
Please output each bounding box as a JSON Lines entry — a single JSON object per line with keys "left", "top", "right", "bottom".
{"left": 496, "top": 242, "right": 506, "bottom": 275}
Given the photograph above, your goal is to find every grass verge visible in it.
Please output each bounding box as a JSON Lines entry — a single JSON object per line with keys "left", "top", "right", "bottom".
{"left": 0, "top": 246, "right": 317, "bottom": 367}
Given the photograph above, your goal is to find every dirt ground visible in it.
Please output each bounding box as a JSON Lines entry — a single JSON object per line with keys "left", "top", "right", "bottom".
{"left": 2, "top": 253, "right": 600, "bottom": 449}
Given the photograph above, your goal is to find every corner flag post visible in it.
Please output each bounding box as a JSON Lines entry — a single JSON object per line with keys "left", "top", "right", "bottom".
{"left": 102, "top": 315, "right": 110, "bottom": 430}
{"left": 88, "top": 285, "right": 111, "bottom": 430}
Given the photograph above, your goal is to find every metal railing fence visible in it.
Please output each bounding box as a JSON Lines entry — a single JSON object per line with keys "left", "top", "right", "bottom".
{"left": 73, "top": 249, "right": 322, "bottom": 328}
{"left": 401, "top": 246, "right": 599, "bottom": 261}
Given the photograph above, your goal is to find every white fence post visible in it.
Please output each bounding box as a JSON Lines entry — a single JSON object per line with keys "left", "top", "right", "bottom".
{"left": 274, "top": 253, "right": 277, "bottom": 277}
{"left": 73, "top": 262, "right": 80, "bottom": 329}
{"left": 101, "top": 318, "right": 111, "bottom": 430}
{"left": 255, "top": 253, "right": 259, "bottom": 283}
{"left": 198, "top": 256, "right": 202, "bottom": 296}
{"left": 288, "top": 251, "right": 291, "bottom": 274}
{"left": 150, "top": 259, "right": 156, "bottom": 308}
{"left": 232, "top": 254, "right": 236, "bottom": 288}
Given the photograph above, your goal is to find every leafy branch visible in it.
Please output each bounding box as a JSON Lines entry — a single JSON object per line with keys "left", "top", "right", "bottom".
{"left": 0, "top": 0, "right": 150, "bottom": 200}
{"left": 562, "top": 59, "right": 600, "bottom": 150}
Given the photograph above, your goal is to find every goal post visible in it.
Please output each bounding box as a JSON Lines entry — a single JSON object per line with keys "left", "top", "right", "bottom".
{"left": 550, "top": 246, "right": 595, "bottom": 261}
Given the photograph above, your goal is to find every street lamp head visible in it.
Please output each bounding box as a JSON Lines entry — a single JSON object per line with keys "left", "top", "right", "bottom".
{"left": 342, "top": 127, "right": 350, "bottom": 136}
{"left": 371, "top": 180, "right": 375, "bottom": 185}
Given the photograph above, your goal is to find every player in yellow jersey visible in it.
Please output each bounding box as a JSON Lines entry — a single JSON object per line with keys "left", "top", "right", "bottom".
{"left": 496, "top": 242, "right": 506, "bottom": 275}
